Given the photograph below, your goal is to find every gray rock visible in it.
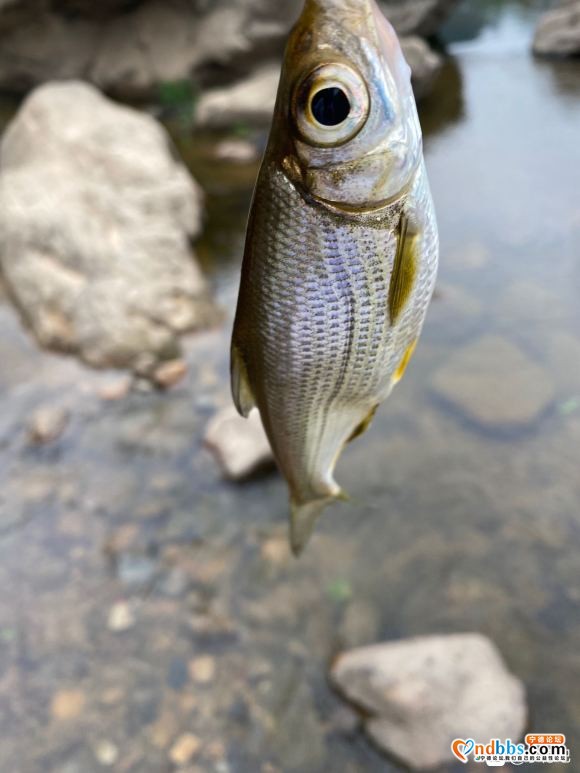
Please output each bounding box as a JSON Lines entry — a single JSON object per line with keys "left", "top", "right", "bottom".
{"left": 534, "top": 1, "right": 580, "bottom": 58}
{"left": 0, "top": 0, "right": 456, "bottom": 98}
{"left": 331, "top": 633, "right": 527, "bottom": 770}
{"left": 401, "top": 36, "right": 443, "bottom": 99}
{"left": 205, "top": 405, "right": 274, "bottom": 481}
{"left": 195, "top": 63, "right": 281, "bottom": 129}
{"left": 382, "top": 0, "right": 459, "bottom": 37}
{"left": 431, "top": 335, "right": 555, "bottom": 430}
{"left": 0, "top": 81, "right": 218, "bottom": 373}
{"left": 27, "top": 406, "right": 69, "bottom": 445}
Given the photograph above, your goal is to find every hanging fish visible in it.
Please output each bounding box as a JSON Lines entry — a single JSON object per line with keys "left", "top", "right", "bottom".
{"left": 231, "top": 0, "right": 439, "bottom": 555}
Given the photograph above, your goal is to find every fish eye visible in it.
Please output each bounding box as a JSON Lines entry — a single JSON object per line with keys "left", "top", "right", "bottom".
{"left": 310, "top": 87, "right": 351, "bottom": 127}
{"left": 293, "top": 63, "right": 369, "bottom": 147}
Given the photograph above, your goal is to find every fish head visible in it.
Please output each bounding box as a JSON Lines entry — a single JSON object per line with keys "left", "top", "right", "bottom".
{"left": 269, "top": 0, "right": 423, "bottom": 210}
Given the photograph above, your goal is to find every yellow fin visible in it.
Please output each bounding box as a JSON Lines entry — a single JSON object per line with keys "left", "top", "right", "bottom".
{"left": 347, "top": 405, "right": 379, "bottom": 443}
{"left": 388, "top": 214, "right": 418, "bottom": 324}
{"left": 230, "top": 343, "right": 255, "bottom": 418}
{"left": 392, "top": 339, "right": 418, "bottom": 385}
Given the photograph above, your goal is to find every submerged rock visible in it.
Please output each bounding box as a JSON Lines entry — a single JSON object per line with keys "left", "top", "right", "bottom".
{"left": 27, "top": 406, "right": 69, "bottom": 445}
{"left": 331, "top": 633, "right": 527, "bottom": 770}
{"left": 205, "top": 405, "right": 274, "bottom": 481}
{"left": 533, "top": 1, "right": 580, "bottom": 58}
{"left": 0, "top": 81, "right": 218, "bottom": 373}
{"left": 431, "top": 335, "right": 555, "bottom": 431}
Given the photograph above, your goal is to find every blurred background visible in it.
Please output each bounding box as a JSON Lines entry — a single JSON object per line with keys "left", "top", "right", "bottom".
{"left": 0, "top": 0, "right": 579, "bottom": 771}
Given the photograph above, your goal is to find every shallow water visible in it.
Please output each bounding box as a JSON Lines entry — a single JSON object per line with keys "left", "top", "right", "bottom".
{"left": 0, "top": 1, "right": 579, "bottom": 771}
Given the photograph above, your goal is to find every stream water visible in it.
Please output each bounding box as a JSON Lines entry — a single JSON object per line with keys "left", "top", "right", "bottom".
{"left": 0, "top": 1, "right": 579, "bottom": 771}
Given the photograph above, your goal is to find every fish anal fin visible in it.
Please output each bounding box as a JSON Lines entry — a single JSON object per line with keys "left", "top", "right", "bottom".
{"left": 388, "top": 213, "right": 419, "bottom": 325}
{"left": 392, "top": 339, "right": 418, "bottom": 386}
{"left": 347, "top": 405, "right": 379, "bottom": 444}
{"left": 230, "top": 343, "right": 255, "bottom": 418}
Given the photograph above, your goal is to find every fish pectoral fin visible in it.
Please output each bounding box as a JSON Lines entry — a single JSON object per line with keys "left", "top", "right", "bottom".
{"left": 290, "top": 492, "right": 345, "bottom": 557}
{"left": 388, "top": 212, "right": 419, "bottom": 325}
{"left": 230, "top": 343, "right": 256, "bottom": 418}
{"left": 347, "top": 405, "right": 379, "bottom": 444}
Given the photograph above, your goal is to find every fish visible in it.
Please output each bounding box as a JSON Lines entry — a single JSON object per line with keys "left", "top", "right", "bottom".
{"left": 230, "top": 0, "right": 439, "bottom": 555}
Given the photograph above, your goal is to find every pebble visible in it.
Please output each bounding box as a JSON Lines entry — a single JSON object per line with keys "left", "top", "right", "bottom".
{"left": 98, "top": 376, "right": 132, "bottom": 401}
{"left": 51, "top": 689, "right": 86, "bottom": 720}
{"left": 204, "top": 405, "right": 274, "bottom": 480}
{"left": 116, "top": 552, "right": 158, "bottom": 590}
{"left": 152, "top": 359, "right": 188, "bottom": 389}
{"left": 331, "top": 633, "right": 527, "bottom": 770}
{"left": 188, "top": 655, "right": 216, "bottom": 684}
{"left": 431, "top": 335, "right": 555, "bottom": 430}
{"left": 107, "top": 601, "right": 136, "bottom": 632}
{"left": 27, "top": 406, "right": 69, "bottom": 444}
{"left": 94, "top": 740, "right": 119, "bottom": 767}
{"left": 169, "top": 733, "right": 201, "bottom": 766}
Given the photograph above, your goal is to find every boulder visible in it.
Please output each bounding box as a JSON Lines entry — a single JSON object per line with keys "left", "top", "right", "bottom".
{"left": 331, "top": 633, "right": 527, "bottom": 770}
{"left": 533, "top": 1, "right": 580, "bottom": 58}
{"left": 0, "top": 81, "right": 218, "bottom": 373}
{"left": 0, "top": 0, "right": 456, "bottom": 98}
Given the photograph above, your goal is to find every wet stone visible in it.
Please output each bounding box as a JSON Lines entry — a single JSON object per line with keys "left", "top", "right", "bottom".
{"left": 169, "top": 733, "right": 201, "bottom": 766}
{"left": 116, "top": 552, "right": 158, "bottom": 590}
{"left": 27, "top": 406, "right": 69, "bottom": 445}
{"left": 51, "top": 689, "right": 86, "bottom": 720}
{"left": 152, "top": 358, "right": 188, "bottom": 389}
{"left": 204, "top": 405, "right": 274, "bottom": 480}
{"left": 107, "top": 601, "right": 136, "bottom": 632}
{"left": 431, "top": 335, "right": 555, "bottom": 430}
{"left": 331, "top": 633, "right": 527, "bottom": 771}
{"left": 93, "top": 740, "right": 119, "bottom": 767}
{"left": 188, "top": 655, "right": 216, "bottom": 684}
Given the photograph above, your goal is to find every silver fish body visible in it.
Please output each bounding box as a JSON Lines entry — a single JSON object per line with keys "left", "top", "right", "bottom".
{"left": 231, "top": 0, "right": 439, "bottom": 553}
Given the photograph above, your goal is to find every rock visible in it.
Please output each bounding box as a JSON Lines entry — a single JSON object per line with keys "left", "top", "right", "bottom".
{"left": 205, "top": 405, "right": 274, "bottom": 480}
{"left": 214, "top": 139, "right": 260, "bottom": 164}
{"left": 27, "top": 406, "right": 69, "bottom": 444}
{"left": 381, "top": 0, "right": 459, "bottom": 37}
{"left": 169, "top": 733, "right": 201, "bottom": 766}
{"left": 188, "top": 655, "right": 216, "bottom": 685}
{"left": 0, "top": 81, "right": 218, "bottom": 373}
{"left": 533, "top": 1, "right": 580, "bottom": 58}
{"left": 431, "top": 335, "right": 555, "bottom": 431}
{"left": 94, "top": 740, "right": 119, "bottom": 767}
{"left": 195, "top": 63, "right": 281, "bottom": 129}
{"left": 116, "top": 553, "right": 158, "bottom": 590}
{"left": 98, "top": 375, "right": 132, "bottom": 401}
{"left": 152, "top": 359, "right": 188, "bottom": 390}
{"left": 107, "top": 600, "right": 136, "bottom": 632}
{"left": 0, "top": 1, "right": 456, "bottom": 98}
{"left": 331, "top": 633, "right": 527, "bottom": 770}
{"left": 51, "top": 689, "right": 87, "bottom": 720}
{"left": 401, "top": 36, "right": 443, "bottom": 99}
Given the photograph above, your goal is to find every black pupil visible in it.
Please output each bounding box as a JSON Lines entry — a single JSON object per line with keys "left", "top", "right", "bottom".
{"left": 310, "top": 87, "right": 351, "bottom": 127}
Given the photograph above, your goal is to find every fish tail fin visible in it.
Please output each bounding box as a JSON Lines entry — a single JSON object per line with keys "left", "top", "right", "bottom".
{"left": 290, "top": 488, "right": 347, "bottom": 557}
